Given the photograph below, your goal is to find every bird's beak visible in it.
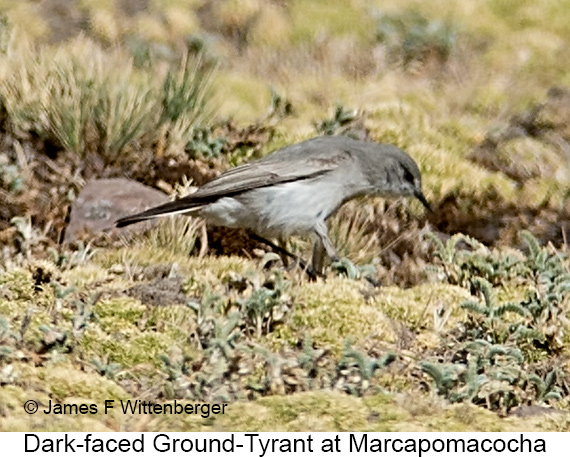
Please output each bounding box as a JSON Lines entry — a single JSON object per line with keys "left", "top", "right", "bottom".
{"left": 415, "top": 190, "right": 433, "bottom": 213}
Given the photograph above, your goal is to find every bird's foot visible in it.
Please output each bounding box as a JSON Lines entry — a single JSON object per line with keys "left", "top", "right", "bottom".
{"left": 305, "top": 265, "right": 326, "bottom": 281}
{"left": 285, "top": 257, "right": 325, "bottom": 281}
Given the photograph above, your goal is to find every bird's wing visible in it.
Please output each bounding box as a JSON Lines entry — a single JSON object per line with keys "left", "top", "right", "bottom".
{"left": 185, "top": 150, "right": 351, "bottom": 203}
{"left": 115, "top": 149, "right": 351, "bottom": 227}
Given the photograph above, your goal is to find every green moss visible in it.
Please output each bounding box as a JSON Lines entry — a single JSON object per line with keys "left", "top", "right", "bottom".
{"left": 94, "top": 298, "right": 147, "bottom": 331}
{"left": 2, "top": 414, "right": 113, "bottom": 432}
{"left": 38, "top": 363, "right": 129, "bottom": 402}
{"left": 61, "top": 264, "right": 111, "bottom": 288}
{"left": 0, "top": 300, "right": 24, "bottom": 322}
{"left": 378, "top": 283, "right": 471, "bottom": 330}
{"left": 219, "top": 391, "right": 370, "bottom": 431}
{"left": 275, "top": 277, "right": 386, "bottom": 352}
{"left": 147, "top": 305, "right": 198, "bottom": 341}
{"left": 273, "top": 279, "right": 471, "bottom": 353}
{"left": 208, "top": 391, "right": 542, "bottom": 432}
{"left": 0, "top": 269, "right": 35, "bottom": 302}
{"left": 79, "top": 328, "right": 175, "bottom": 368}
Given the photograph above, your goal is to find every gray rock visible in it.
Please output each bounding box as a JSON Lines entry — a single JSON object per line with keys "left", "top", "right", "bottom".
{"left": 64, "top": 178, "right": 169, "bottom": 243}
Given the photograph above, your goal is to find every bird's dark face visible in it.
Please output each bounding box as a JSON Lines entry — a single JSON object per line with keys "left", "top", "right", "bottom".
{"left": 371, "top": 154, "right": 431, "bottom": 212}
{"left": 401, "top": 163, "right": 432, "bottom": 212}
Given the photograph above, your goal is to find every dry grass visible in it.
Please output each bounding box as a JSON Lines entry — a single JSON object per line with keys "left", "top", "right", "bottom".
{"left": 0, "top": 31, "right": 213, "bottom": 160}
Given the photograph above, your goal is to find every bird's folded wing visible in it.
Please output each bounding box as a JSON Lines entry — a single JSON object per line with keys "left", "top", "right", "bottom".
{"left": 183, "top": 153, "right": 350, "bottom": 203}
{"left": 115, "top": 148, "right": 351, "bottom": 226}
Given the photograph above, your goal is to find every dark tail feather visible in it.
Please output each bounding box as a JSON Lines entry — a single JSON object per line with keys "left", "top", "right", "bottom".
{"left": 115, "top": 199, "right": 203, "bottom": 228}
{"left": 116, "top": 214, "right": 155, "bottom": 228}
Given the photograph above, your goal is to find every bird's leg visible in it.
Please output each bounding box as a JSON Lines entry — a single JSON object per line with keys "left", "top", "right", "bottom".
{"left": 278, "top": 238, "right": 290, "bottom": 268}
{"left": 311, "top": 239, "right": 327, "bottom": 276}
{"left": 314, "top": 222, "right": 339, "bottom": 260}
{"left": 311, "top": 221, "right": 340, "bottom": 275}
{"left": 249, "top": 233, "right": 312, "bottom": 273}
{"left": 198, "top": 221, "right": 209, "bottom": 259}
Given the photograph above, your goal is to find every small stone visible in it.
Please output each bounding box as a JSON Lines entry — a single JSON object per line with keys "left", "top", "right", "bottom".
{"left": 1, "top": 364, "right": 15, "bottom": 384}
{"left": 64, "top": 178, "right": 169, "bottom": 243}
{"left": 108, "top": 263, "right": 125, "bottom": 275}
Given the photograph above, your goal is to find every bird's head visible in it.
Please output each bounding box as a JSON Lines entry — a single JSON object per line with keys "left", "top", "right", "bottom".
{"left": 365, "top": 146, "right": 432, "bottom": 212}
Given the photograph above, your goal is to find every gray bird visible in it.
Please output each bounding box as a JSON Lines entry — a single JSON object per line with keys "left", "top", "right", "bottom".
{"left": 116, "top": 135, "right": 431, "bottom": 275}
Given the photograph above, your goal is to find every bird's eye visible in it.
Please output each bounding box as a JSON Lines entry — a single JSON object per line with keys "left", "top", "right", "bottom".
{"left": 403, "top": 167, "right": 415, "bottom": 184}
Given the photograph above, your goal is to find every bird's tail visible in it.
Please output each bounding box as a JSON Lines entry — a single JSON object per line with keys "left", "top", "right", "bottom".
{"left": 115, "top": 200, "right": 204, "bottom": 228}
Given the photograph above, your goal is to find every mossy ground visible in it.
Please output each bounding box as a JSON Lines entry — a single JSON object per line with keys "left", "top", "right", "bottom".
{"left": 1, "top": 0, "right": 570, "bottom": 432}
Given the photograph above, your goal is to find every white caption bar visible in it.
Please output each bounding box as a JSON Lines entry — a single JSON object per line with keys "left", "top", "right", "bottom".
{"left": 2, "top": 432, "right": 557, "bottom": 456}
